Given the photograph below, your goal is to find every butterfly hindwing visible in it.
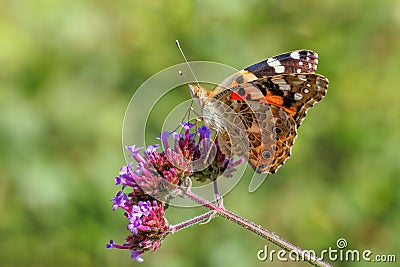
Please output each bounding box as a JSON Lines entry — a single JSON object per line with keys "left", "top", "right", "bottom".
{"left": 210, "top": 73, "right": 328, "bottom": 173}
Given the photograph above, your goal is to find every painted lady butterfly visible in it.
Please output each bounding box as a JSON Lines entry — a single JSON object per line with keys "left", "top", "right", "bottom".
{"left": 190, "top": 50, "right": 328, "bottom": 174}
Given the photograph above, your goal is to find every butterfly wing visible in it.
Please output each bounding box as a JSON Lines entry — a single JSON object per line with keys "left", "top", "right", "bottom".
{"left": 214, "top": 73, "right": 328, "bottom": 173}
{"left": 250, "top": 73, "right": 329, "bottom": 126}
{"left": 190, "top": 50, "right": 328, "bottom": 174}
{"left": 244, "top": 50, "right": 319, "bottom": 77}
{"left": 211, "top": 50, "right": 319, "bottom": 95}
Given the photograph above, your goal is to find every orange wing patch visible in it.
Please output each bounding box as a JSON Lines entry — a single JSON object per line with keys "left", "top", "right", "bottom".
{"left": 229, "top": 83, "right": 297, "bottom": 116}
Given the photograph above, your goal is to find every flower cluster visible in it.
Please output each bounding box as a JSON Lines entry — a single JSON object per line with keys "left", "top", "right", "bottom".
{"left": 106, "top": 200, "right": 168, "bottom": 263}
{"left": 164, "top": 122, "right": 243, "bottom": 182}
{"left": 107, "top": 123, "right": 243, "bottom": 262}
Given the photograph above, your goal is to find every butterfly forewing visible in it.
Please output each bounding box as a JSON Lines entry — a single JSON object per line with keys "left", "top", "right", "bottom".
{"left": 252, "top": 74, "right": 329, "bottom": 126}
{"left": 211, "top": 50, "right": 319, "bottom": 95}
{"left": 245, "top": 50, "right": 319, "bottom": 77}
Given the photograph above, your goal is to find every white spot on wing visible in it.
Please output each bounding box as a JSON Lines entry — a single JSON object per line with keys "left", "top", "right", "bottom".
{"left": 294, "top": 93, "right": 303, "bottom": 100}
{"left": 280, "top": 83, "right": 290, "bottom": 91}
{"left": 298, "top": 61, "right": 303, "bottom": 66}
{"left": 290, "top": 51, "right": 300, "bottom": 59}
{"left": 267, "top": 59, "right": 281, "bottom": 67}
{"left": 274, "top": 65, "right": 285, "bottom": 73}
{"left": 298, "top": 75, "right": 307, "bottom": 80}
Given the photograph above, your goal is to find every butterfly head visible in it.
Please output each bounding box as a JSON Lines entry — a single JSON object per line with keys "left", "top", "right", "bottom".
{"left": 189, "top": 84, "right": 209, "bottom": 107}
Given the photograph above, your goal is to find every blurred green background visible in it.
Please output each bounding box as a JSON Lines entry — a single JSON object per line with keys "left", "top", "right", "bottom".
{"left": 1, "top": 0, "right": 399, "bottom": 266}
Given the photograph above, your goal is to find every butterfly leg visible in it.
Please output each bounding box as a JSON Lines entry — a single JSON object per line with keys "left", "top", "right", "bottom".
{"left": 171, "top": 102, "right": 201, "bottom": 133}
{"left": 203, "top": 132, "right": 218, "bottom": 165}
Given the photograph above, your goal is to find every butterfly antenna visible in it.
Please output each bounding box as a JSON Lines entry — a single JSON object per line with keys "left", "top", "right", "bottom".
{"left": 173, "top": 39, "right": 202, "bottom": 131}
{"left": 176, "top": 40, "right": 200, "bottom": 87}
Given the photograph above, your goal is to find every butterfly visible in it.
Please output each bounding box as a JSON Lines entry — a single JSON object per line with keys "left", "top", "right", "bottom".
{"left": 189, "top": 50, "right": 329, "bottom": 174}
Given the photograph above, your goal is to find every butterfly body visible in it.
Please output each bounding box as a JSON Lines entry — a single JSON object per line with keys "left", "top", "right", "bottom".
{"left": 190, "top": 50, "right": 328, "bottom": 174}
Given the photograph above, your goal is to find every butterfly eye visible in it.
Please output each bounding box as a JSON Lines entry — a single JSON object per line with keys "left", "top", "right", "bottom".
{"left": 261, "top": 149, "right": 272, "bottom": 159}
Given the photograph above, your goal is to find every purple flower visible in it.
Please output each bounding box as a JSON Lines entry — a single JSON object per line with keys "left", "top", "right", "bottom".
{"left": 108, "top": 200, "right": 169, "bottom": 262}
{"left": 198, "top": 125, "right": 211, "bottom": 140}
{"left": 111, "top": 191, "right": 129, "bottom": 211}
{"left": 131, "top": 205, "right": 143, "bottom": 217}
{"left": 127, "top": 216, "right": 141, "bottom": 235}
{"left": 126, "top": 145, "right": 145, "bottom": 164}
{"left": 138, "top": 201, "right": 151, "bottom": 216}
{"left": 106, "top": 240, "right": 116, "bottom": 249}
{"left": 158, "top": 131, "right": 170, "bottom": 151}
{"left": 125, "top": 201, "right": 154, "bottom": 235}
{"left": 130, "top": 250, "right": 144, "bottom": 263}
{"left": 146, "top": 144, "right": 160, "bottom": 154}
{"left": 108, "top": 122, "right": 244, "bottom": 262}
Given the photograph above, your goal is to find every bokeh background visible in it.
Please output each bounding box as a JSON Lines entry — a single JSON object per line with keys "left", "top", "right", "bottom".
{"left": 1, "top": 0, "right": 399, "bottom": 266}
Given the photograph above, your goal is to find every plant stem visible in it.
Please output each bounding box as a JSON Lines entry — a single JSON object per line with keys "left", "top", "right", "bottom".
{"left": 180, "top": 188, "right": 332, "bottom": 267}
{"left": 213, "top": 179, "right": 223, "bottom": 207}
{"left": 169, "top": 210, "right": 215, "bottom": 233}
